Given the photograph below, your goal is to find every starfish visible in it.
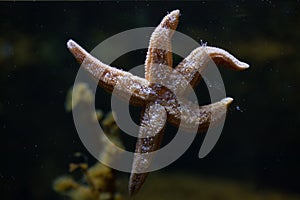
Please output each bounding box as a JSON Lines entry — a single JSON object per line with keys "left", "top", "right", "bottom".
{"left": 67, "top": 10, "right": 249, "bottom": 196}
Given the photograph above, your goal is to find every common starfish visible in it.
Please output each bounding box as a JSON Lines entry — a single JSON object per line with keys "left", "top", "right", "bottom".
{"left": 67, "top": 10, "right": 249, "bottom": 196}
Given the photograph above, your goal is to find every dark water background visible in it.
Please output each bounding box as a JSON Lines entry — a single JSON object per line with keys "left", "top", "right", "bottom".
{"left": 0, "top": 1, "right": 299, "bottom": 199}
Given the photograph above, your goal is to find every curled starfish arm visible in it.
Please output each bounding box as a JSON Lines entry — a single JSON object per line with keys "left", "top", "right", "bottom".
{"left": 174, "top": 46, "right": 249, "bottom": 94}
{"left": 67, "top": 39, "right": 152, "bottom": 106}
{"left": 129, "top": 103, "right": 166, "bottom": 196}
{"left": 205, "top": 46, "right": 250, "bottom": 70}
{"left": 145, "top": 10, "right": 180, "bottom": 82}
{"left": 167, "top": 97, "right": 233, "bottom": 132}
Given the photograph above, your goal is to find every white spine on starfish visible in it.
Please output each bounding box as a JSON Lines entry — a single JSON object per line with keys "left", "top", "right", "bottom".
{"left": 67, "top": 39, "right": 152, "bottom": 105}
{"left": 129, "top": 103, "right": 166, "bottom": 195}
{"left": 175, "top": 46, "right": 208, "bottom": 82}
{"left": 166, "top": 97, "right": 233, "bottom": 132}
{"left": 174, "top": 46, "right": 249, "bottom": 95}
{"left": 145, "top": 10, "right": 179, "bottom": 82}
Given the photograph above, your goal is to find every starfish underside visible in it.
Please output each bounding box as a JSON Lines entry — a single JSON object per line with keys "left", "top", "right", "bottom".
{"left": 67, "top": 9, "right": 249, "bottom": 196}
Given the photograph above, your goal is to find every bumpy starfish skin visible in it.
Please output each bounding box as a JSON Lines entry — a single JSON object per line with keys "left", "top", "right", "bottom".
{"left": 67, "top": 40, "right": 153, "bottom": 106}
{"left": 128, "top": 103, "right": 166, "bottom": 194}
{"left": 145, "top": 10, "right": 179, "bottom": 82}
{"left": 174, "top": 46, "right": 249, "bottom": 95}
{"left": 67, "top": 9, "right": 249, "bottom": 196}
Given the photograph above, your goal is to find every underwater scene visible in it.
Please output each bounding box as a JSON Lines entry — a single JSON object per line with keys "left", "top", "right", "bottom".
{"left": 0, "top": 1, "right": 300, "bottom": 200}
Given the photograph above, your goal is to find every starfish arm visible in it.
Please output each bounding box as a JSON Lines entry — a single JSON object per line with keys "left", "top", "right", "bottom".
{"left": 145, "top": 10, "right": 180, "bottom": 82}
{"left": 167, "top": 97, "right": 233, "bottom": 132}
{"left": 174, "top": 46, "right": 249, "bottom": 94}
{"left": 205, "top": 46, "right": 250, "bottom": 70}
{"left": 129, "top": 103, "right": 167, "bottom": 196}
{"left": 67, "top": 39, "right": 153, "bottom": 106}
